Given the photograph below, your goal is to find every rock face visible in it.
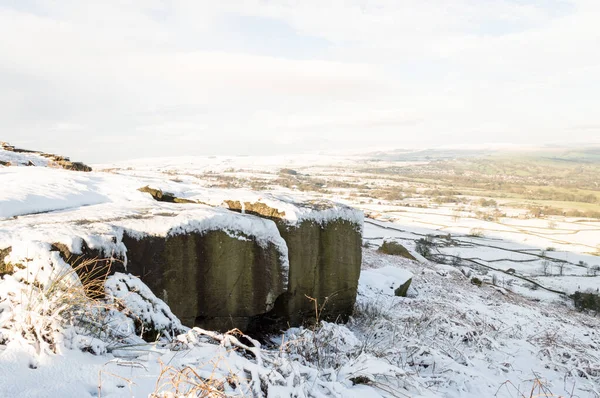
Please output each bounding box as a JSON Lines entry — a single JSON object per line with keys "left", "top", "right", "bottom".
{"left": 222, "top": 199, "right": 363, "bottom": 328}
{"left": 276, "top": 219, "right": 362, "bottom": 325}
{"left": 121, "top": 230, "right": 286, "bottom": 331}
{"left": 2, "top": 172, "right": 363, "bottom": 335}
{"left": 112, "top": 195, "right": 363, "bottom": 333}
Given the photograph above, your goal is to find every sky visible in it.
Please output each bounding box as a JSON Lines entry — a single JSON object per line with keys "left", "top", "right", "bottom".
{"left": 1, "top": 0, "right": 599, "bottom": 162}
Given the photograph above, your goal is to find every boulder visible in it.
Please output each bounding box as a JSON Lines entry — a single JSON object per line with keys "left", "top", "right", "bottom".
{"left": 224, "top": 200, "right": 286, "bottom": 219}
{"left": 138, "top": 186, "right": 197, "bottom": 204}
{"left": 394, "top": 277, "right": 412, "bottom": 297}
{"left": 471, "top": 277, "right": 483, "bottom": 286}
{"left": 377, "top": 240, "right": 416, "bottom": 261}
{"left": 5, "top": 179, "right": 362, "bottom": 335}
{"left": 276, "top": 219, "right": 362, "bottom": 325}
{"left": 55, "top": 160, "right": 92, "bottom": 172}
{"left": 121, "top": 229, "right": 286, "bottom": 331}
{"left": 223, "top": 198, "right": 363, "bottom": 327}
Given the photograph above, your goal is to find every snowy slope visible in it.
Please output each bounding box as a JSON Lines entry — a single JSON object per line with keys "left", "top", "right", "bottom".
{"left": 1, "top": 245, "right": 598, "bottom": 397}
{"left": 1, "top": 155, "right": 599, "bottom": 397}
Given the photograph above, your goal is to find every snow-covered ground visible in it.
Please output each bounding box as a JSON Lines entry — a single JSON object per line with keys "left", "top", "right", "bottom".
{"left": 1, "top": 152, "right": 599, "bottom": 397}
{"left": 1, "top": 244, "right": 598, "bottom": 397}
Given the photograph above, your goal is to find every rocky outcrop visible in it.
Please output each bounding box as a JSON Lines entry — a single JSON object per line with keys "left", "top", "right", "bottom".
{"left": 120, "top": 230, "right": 286, "bottom": 331}
{"left": 0, "top": 142, "right": 91, "bottom": 171}
{"left": 52, "top": 194, "right": 363, "bottom": 334}
{"left": 47, "top": 227, "right": 286, "bottom": 333}
{"left": 3, "top": 173, "right": 363, "bottom": 335}
{"left": 277, "top": 219, "right": 362, "bottom": 325}
{"left": 223, "top": 199, "right": 363, "bottom": 328}
{"left": 138, "top": 186, "right": 197, "bottom": 204}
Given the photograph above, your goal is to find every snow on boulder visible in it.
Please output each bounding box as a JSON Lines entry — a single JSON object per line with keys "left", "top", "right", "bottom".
{"left": 1, "top": 165, "right": 364, "bottom": 334}
{"left": 217, "top": 194, "right": 363, "bottom": 328}
{"left": 137, "top": 186, "right": 365, "bottom": 329}
{"left": 105, "top": 273, "right": 186, "bottom": 340}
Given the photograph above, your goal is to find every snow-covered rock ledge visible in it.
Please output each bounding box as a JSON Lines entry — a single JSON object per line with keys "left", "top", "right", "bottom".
{"left": 0, "top": 154, "right": 364, "bottom": 334}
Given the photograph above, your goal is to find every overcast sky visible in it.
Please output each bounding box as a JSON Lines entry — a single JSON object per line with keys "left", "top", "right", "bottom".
{"left": 1, "top": 1, "right": 599, "bottom": 162}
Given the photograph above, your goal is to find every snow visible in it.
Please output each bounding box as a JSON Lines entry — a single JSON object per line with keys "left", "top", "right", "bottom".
{"left": 0, "top": 168, "right": 292, "bottom": 271}
{"left": 0, "top": 168, "right": 110, "bottom": 219}
{"left": 1, "top": 153, "right": 600, "bottom": 397}
{"left": 1, "top": 224, "right": 600, "bottom": 398}
{"left": 105, "top": 273, "right": 185, "bottom": 338}
{"left": 0, "top": 165, "right": 363, "bottom": 271}
{"left": 359, "top": 266, "right": 414, "bottom": 297}
{"left": 0, "top": 148, "right": 50, "bottom": 167}
{"left": 94, "top": 154, "right": 362, "bottom": 175}
{"left": 132, "top": 183, "right": 364, "bottom": 227}
{"left": 182, "top": 188, "right": 364, "bottom": 227}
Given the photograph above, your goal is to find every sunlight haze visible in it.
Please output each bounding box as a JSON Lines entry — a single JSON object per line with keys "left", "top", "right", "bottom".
{"left": 1, "top": 0, "right": 599, "bottom": 162}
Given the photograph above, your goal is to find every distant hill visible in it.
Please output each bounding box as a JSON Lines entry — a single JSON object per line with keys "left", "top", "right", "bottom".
{"left": 364, "top": 145, "right": 600, "bottom": 164}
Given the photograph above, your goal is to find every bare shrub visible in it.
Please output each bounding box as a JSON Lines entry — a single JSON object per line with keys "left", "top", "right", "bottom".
{"left": 1, "top": 257, "right": 128, "bottom": 355}
{"left": 468, "top": 228, "right": 484, "bottom": 238}
{"left": 540, "top": 260, "right": 552, "bottom": 276}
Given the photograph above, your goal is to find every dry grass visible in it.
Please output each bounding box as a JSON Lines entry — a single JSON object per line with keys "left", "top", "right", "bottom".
{"left": 150, "top": 359, "right": 229, "bottom": 398}
{"left": 13, "top": 256, "right": 132, "bottom": 354}
{"left": 154, "top": 328, "right": 266, "bottom": 397}
{"left": 495, "top": 373, "right": 575, "bottom": 398}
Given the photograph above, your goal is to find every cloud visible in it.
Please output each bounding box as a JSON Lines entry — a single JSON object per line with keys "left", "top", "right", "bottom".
{"left": 0, "top": 1, "right": 598, "bottom": 162}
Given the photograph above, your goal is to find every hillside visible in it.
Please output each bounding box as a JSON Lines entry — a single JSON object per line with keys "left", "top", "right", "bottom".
{"left": 1, "top": 146, "right": 599, "bottom": 397}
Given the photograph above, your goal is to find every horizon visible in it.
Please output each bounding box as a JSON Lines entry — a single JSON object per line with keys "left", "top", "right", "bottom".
{"left": 4, "top": 138, "right": 600, "bottom": 166}
{"left": 1, "top": 1, "right": 599, "bottom": 163}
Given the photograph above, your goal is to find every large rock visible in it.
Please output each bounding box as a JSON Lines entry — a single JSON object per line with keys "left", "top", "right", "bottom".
{"left": 394, "top": 278, "right": 412, "bottom": 297}
{"left": 1, "top": 160, "right": 364, "bottom": 338}
{"left": 377, "top": 240, "right": 416, "bottom": 261}
{"left": 121, "top": 229, "right": 286, "bottom": 331}
{"left": 223, "top": 199, "right": 363, "bottom": 327}
{"left": 277, "top": 219, "right": 362, "bottom": 325}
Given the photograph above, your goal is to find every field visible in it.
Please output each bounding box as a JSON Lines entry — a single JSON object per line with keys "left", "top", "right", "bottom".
{"left": 2, "top": 146, "right": 600, "bottom": 397}
{"left": 98, "top": 147, "right": 600, "bottom": 304}
{"left": 91, "top": 147, "right": 600, "bottom": 396}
